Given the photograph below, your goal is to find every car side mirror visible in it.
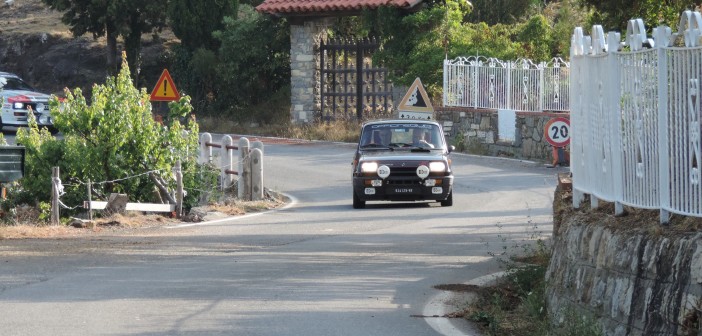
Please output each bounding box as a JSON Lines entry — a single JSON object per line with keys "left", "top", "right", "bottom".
{"left": 448, "top": 145, "right": 455, "bottom": 153}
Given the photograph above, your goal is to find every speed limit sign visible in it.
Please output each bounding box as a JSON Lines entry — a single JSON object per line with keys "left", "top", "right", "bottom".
{"left": 544, "top": 117, "right": 570, "bottom": 147}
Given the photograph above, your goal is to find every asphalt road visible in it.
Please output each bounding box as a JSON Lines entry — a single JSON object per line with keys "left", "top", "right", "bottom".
{"left": 0, "top": 138, "right": 564, "bottom": 336}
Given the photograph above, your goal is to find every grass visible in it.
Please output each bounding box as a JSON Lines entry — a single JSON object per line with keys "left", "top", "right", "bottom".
{"left": 198, "top": 116, "right": 363, "bottom": 144}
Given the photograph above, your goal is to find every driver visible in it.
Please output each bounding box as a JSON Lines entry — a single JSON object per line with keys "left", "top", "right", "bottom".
{"left": 412, "top": 129, "right": 435, "bottom": 148}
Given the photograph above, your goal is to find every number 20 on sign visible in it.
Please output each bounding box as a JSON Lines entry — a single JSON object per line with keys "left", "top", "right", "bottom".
{"left": 544, "top": 117, "right": 570, "bottom": 147}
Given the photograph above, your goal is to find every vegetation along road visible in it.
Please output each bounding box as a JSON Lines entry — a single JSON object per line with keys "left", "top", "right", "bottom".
{"left": 0, "top": 139, "right": 562, "bottom": 335}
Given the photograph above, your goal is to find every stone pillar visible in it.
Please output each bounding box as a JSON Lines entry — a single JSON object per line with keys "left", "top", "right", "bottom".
{"left": 289, "top": 18, "right": 332, "bottom": 123}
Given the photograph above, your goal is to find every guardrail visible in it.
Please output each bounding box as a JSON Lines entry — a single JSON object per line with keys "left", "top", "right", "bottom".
{"left": 199, "top": 133, "right": 264, "bottom": 201}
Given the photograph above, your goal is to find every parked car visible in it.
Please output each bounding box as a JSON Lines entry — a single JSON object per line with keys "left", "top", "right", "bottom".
{"left": 0, "top": 72, "right": 55, "bottom": 132}
{"left": 352, "top": 119, "right": 454, "bottom": 208}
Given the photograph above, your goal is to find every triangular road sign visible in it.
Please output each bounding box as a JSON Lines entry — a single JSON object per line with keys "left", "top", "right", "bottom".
{"left": 398, "top": 78, "right": 434, "bottom": 113}
{"left": 150, "top": 69, "right": 180, "bottom": 102}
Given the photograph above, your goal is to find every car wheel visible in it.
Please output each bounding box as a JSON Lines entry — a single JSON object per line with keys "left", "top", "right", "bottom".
{"left": 440, "top": 190, "right": 453, "bottom": 207}
{"left": 353, "top": 191, "right": 366, "bottom": 209}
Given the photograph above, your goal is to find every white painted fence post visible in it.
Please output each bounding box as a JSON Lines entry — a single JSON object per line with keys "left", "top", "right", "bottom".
{"left": 200, "top": 132, "right": 212, "bottom": 164}
{"left": 175, "top": 159, "right": 183, "bottom": 218}
{"left": 655, "top": 25, "right": 672, "bottom": 225}
{"left": 51, "top": 166, "right": 60, "bottom": 225}
{"left": 607, "top": 31, "right": 625, "bottom": 217}
{"left": 238, "top": 137, "right": 250, "bottom": 200}
{"left": 252, "top": 140, "right": 264, "bottom": 154}
{"left": 221, "top": 135, "right": 233, "bottom": 190}
{"left": 250, "top": 148, "right": 264, "bottom": 201}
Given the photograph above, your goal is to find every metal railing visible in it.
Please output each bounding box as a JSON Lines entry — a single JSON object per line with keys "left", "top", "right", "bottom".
{"left": 570, "top": 11, "right": 702, "bottom": 223}
{"left": 443, "top": 56, "right": 570, "bottom": 112}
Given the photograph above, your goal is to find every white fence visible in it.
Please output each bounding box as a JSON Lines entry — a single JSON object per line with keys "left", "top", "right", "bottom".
{"left": 443, "top": 56, "right": 570, "bottom": 112}
{"left": 570, "top": 11, "right": 702, "bottom": 223}
{"left": 199, "top": 133, "right": 264, "bottom": 201}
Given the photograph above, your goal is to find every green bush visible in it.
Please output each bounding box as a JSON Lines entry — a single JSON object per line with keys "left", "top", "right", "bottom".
{"left": 16, "top": 56, "right": 205, "bottom": 214}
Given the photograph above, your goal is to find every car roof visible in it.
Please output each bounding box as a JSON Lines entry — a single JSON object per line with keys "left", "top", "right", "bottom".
{"left": 362, "top": 119, "right": 440, "bottom": 127}
{"left": 0, "top": 72, "right": 20, "bottom": 78}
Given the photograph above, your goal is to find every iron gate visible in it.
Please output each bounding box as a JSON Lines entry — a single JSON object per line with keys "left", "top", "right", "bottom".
{"left": 319, "top": 37, "right": 394, "bottom": 121}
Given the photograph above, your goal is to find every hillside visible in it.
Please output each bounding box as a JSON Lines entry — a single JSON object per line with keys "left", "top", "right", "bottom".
{"left": 0, "top": 0, "right": 176, "bottom": 96}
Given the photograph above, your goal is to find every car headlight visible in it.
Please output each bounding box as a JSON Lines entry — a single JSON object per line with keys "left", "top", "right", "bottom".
{"left": 13, "top": 102, "right": 24, "bottom": 109}
{"left": 429, "top": 162, "right": 447, "bottom": 172}
{"left": 361, "top": 162, "right": 378, "bottom": 173}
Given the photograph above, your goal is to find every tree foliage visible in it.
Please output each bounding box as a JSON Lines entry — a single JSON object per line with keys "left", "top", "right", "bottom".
{"left": 41, "top": 0, "right": 168, "bottom": 76}
{"left": 168, "top": 0, "right": 239, "bottom": 51}
{"left": 214, "top": 5, "right": 291, "bottom": 118}
{"left": 579, "top": 0, "right": 700, "bottom": 32}
{"left": 16, "top": 56, "right": 205, "bottom": 213}
{"left": 466, "top": 0, "right": 540, "bottom": 25}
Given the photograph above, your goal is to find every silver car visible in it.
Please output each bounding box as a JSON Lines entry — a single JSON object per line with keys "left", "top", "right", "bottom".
{"left": 0, "top": 72, "right": 55, "bottom": 132}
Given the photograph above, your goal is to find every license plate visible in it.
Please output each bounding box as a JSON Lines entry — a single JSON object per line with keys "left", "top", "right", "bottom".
{"left": 391, "top": 187, "right": 416, "bottom": 194}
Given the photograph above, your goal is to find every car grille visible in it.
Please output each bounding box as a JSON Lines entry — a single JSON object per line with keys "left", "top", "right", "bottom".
{"left": 386, "top": 167, "right": 421, "bottom": 185}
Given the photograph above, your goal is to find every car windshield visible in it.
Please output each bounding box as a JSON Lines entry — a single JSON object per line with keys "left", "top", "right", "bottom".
{"left": 360, "top": 123, "right": 444, "bottom": 150}
{"left": 0, "top": 77, "right": 34, "bottom": 91}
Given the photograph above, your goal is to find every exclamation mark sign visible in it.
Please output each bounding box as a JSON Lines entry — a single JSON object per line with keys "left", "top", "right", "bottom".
{"left": 163, "top": 80, "right": 168, "bottom": 96}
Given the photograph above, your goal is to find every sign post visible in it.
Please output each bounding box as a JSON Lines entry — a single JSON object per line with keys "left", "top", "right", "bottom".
{"left": 544, "top": 117, "right": 570, "bottom": 167}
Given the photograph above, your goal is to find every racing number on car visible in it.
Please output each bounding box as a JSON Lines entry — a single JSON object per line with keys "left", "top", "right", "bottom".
{"left": 544, "top": 117, "right": 570, "bottom": 147}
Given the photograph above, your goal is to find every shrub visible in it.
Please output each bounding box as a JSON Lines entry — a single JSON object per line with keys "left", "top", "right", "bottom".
{"left": 16, "top": 55, "right": 204, "bottom": 215}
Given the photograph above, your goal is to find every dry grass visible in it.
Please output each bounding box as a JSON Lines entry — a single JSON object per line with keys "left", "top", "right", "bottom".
{"left": 0, "top": 1, "right": 69, "bottom": 35}
{"left": 0, "top": 197, "right": 285, "bottom": 239}
{"left": 198, "top": 116, "right": 362, "bottom": 143}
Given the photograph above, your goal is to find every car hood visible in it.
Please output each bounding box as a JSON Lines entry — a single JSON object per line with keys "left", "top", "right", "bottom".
{"left": 358, "top": 150, "right": 448, "bottom": 162}
{"left": 1, "top": 90, "right": 51, "bottom": 101}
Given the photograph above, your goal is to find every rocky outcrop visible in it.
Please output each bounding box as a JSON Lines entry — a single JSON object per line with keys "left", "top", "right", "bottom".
{"left": 546, "top": 209, "right": 702, "bottom": 335}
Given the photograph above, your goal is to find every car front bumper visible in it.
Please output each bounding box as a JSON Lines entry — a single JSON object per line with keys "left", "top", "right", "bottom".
{"left": 352, "top": 175, "right": 453, "bottom": 202}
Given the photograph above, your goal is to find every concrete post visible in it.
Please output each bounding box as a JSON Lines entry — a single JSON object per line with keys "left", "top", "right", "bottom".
{"left": 199, "top": 132, "right": 212, "bottom": 164}
{"left": 238, "top": 137, "right": 250, "bottom": 200}
{"left": 250, "top": 148, "right": 264, "bottom": 201}
{"left": 221, "top": 135, "right": 233, "bottom": 190}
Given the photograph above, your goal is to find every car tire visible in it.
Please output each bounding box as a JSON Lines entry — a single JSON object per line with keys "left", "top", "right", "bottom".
{"left": 440, "top": 190, "right": 453, "bottom": 207}
{"left": 353, "top": 191, "right": 366, "bottom": 209}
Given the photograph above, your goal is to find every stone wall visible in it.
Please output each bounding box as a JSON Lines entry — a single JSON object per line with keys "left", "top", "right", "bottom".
{"left": 289, "top": 18, "right": 333, "bottom": 123}
{"left": 546, "top": 204, "right": 702, "bottom": 335}
{"left": 435, "top": 107, "right": 569, "bottom": 163}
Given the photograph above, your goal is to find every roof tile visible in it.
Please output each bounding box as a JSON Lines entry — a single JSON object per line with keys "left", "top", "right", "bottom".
{"left": 256, "top": 0, "right": 422, "bottom": 15}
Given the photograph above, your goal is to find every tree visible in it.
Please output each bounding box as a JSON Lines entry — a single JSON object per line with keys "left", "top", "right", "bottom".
{"left": 41, "top": 0, "right": 168, "bottom": 77}
{"left": 168, "top": 0, "right": 239, "bottom": 51}
{"left": 363, "top": 0, "right": 486, "bottom": 95}
{"left": 516, "top": 14, "right": 553, "bottom": 62}
{"left": 579, "top": 0, "right": 699, "bottom": 32}
{"left": 214, "top": 4, "right": 290, "bottom": 120}
{"left": 466, "top": 0, "right": 540, "bottom": 25}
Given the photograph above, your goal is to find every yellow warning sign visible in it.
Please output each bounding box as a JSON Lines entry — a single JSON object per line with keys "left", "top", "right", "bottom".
{"left": 150, "top": 69, "right": 180, "bottom": 101}
{"left": 397, "top": 78, "right": 434, "bottom": 113}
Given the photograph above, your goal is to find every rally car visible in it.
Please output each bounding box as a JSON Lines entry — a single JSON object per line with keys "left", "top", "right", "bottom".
{"left": 352, "top": 119, "right": 454, "bottom": 209}
{"left": 0, "top": 72, "right": 55, "bottom": 132}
